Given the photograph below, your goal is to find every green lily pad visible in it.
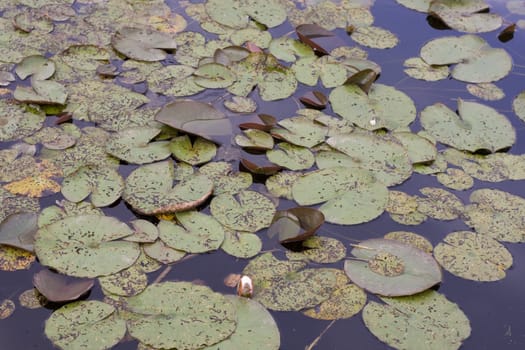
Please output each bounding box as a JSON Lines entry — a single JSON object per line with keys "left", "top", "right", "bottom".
{"left": 434, "top": 231, "right": 513, "bottom": 282}
{"left": 205, "top": 295, "right": 280, "bottom": 350}
{"left": 34, "top": 215, "right": 140, "bottom": 278}
{"left": 292, "top": 166, "right": 389, "bottom": 225}
{"left": 230, "top": 27, "right": 272, "bottom": 48}
{"left": 123, "top": 160, "right": 213, "bottom": 215}
{"left": 37, "top": 200, "right": 102, "bottom": 228}
{"left": 428, "top": 2, "right": 502, "bottom": 34}
{"left": 255, "top": 268, "right": 338, "bottom": 311}
{"left": 265, "top": 171, "right": 301, "bottom": 200}
{"left": 420, "top": 99, "right": 515, "bottom": 152}
{"left": 126, "top": 281, "right": 237, "bottom": 350}
{"left": 268, "top": 37, "right": 314, "bottom": 62}
{"left": 33, "top": 269, "right": 94, "bottom": 302}
{"left": 0, "top": 212, "right": 37, "bottom": 251}
{"left": 467, "top": 83, "right": 505, "bottom": 101}
{"left": 143, "top": 239, "right": 186, "bottom": 264}
{"left": 155, "top": 100, "right": 232, "bottom": 144}
{"left": 513, "top": 90, "right": 525, "bottom": 122}
{"left": 99, "top": 265, "right": 148, "bottom": 297}
{"left": 403, "top": 57, "right": 449, "bottom": 81}
{"left": 221, "top": 228, "right": 262, "bottom": 258}
{"left": 266, "top": 142, "right": 315, "bottom": 171}
{"left": 271, "top": 116, "right": 327, "bottom": 148}
{"left": 170, "top": 135, "right": 217, "bottom": 165}
{"left": 385, "top": 190, "right": 418, "bottom": 215}
{"left": 199, "top": 161, "right": 252, "bottom": 195}
{"left": 61, "top": 165, "right": 123, "bottom": 207}
{"left": 384, "top": 231, "right": 433, "bottom": 253}
{"left": 0, "top": 244, "right": 35, "bottom": 271}
{"left": 392, "top": 131, "right": 437, "bottom": 164}
{"left": 111, "top": 27, "right": 177, "bottom": 61}
{"left": 324, "top": 132, "right": 413, "bottom": 186}
{"left": 193, "top": 63, "right": 236, "bottom": 89}
{"left": 242, "top": 252, "right": 307, "bottom": 290}
{"left": 351, "top": 26, "right": 399, "bottom": 49}
{"left": 390, "top": 211, "right": 428, "bottom": 226}
{"left": 416, "top": 187, "right": 464, "bottom": 220}
{"left": 286, "top": 236, "right": 347, "bottom": 263}
{"left": 363, "top": 290, "right": 471, "bottom": 350}
{"left": 330, "top": 83, "right": 416, "bottom": 131}
{"left": 463, "top": 189, "right": 525, "bottom": 242}
{"left": 15, "top": 55, "right": 55, "bottom": 80}
{"left": 436, "top": 168, "right": 474, "bottom": 190}
{"left": 292, "top": 56, "right": 348, "bottom": 88}
{"left": 0, "top": 100, "right": 45, "bottom": 141}
{"left": 224, "top": 96, "right": 257, "bottom": 113}
{"left": 303, "top": 283, "right": 367, "bottom": 320}
{"left": 344, "top": 238, "right": 442, "bottom": 296}
{"left": 205, "top": 0, "right": 286, "bottom": 29}
{"left": 105, "top": 127, "right": 171, "bottom": 164}
{"left": 211, "top": 190, "right": 276, "bottom": 232}
{"left": 44, "top": 300, "right": 126, "bottom": 350}
{"left": 158, "top": 211, "right": 224, "bottom": 253}
{"left": 124, "top": 219, "right": 159, "bottom": 243}
{"left": 235, "top": 129, "right": 274, "bottom": 151}
{"left": 147, "top": 65, "right": 205, "bottom": 97}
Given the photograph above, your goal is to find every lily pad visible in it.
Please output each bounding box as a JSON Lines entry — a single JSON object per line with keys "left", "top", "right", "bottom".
{"left": 363, "top": 290, "right": 471, "bottom": 350}
{"left": 15, "top": 55, "right": 55, "bottom": 80}
{"left": 111, "top": 27, "right": 177, "bottom": 61}
{"left": 287, "top": 236, "right": 347, "bottom": 264}
{"left": 224, "top": 96, "right": 257, "bottom": 113}
{"left": 0, "top": 212, "right": 37, "bottom": 251}
{"left": 268, "top": 207, "right": 324, "bottom": 244}
{"left": 436, "top": 168, "right": 474, "bottom": 190}
{"left": 344, "top": 238, "right": 442, "bottom": 296}
{"left": 384, "top": 231, "right": 433, "bottom": 253}
{"left": 403, "top": 57, "right": 449, "bottom": 81}
{"left": 34, "top": 215, "right": 140, "bottom": 278}
{"left": 155, "top": 100, "right": 232, "bottom": 144}
{"left": 235, "top": 129, "right": 274, "bottom": 151}
{"left": 123, "top": 160, "right": 213, "bottom": 215}
{"left": 0, "top": 245, "right": 35, "bottom": 271}
{"left": 143, "top": 239, "right": 186, "bottom": 264}
{"left": 463, "top": 189, "right": 525, "bottom": 242}
{"left": 434, "top": 231, "right": 513, "bottom": 282}
{"left": 0, "top": 100, "right": 45, "bottom": 142}
{"left": 33, "top": 269, "right": 94, "bottom": 302}
{"left": 170, "top": 135, "right": 217, "bottom": 165}
{"left": 351, "top": 26, "right": 399, "bottom": 49}
{"left": 99, "top": 265, "right": 148, "bottom": 297}
{"left": 513, "top": 90, "right": 525, "bottom": 122}
{"left": 126, "top": 281, "right": 237, "bottom": 350}
{"left": 199, "top": 161, "right": 252, "bottom": 195}
{"left": 158, "top": 211, "right": 224, "bottom": 253}
{"left": 428, "top": 1, "right": 502, "bottom": 34}
{"left": 292, "top": 166, "right": 389, "bottom": 225}
{"left": 205, "top": 295, "right": 280, "bottom": 350}
{"left": 44, "top": 300, "right": 126, "bottom": 350}
{"left": 467, "top": 83, "right": 505, "bottom": 101}
{"left": 211, "top": 190, "right": 276, "bottom": 232}
{"left": 266, "top": 142, "right": 315, "bottom": 171}
{"left": 420, "top": 99, "right": 515, "bottom": 152}
{"left": 193, "top": 63, "right": 236, "bottom": 89}
{"left": 303, "top": 283, "right": 367, "bottom": 320}
{"left": 61, "top": 165, "right": 124, "bottom": 207}
{"left": 221, "top": 228, "right": 262, "bottom": 258}
{"left": 271, "top": 116, "right": 327, "bottom": 148}
{"left": 205, "top": 0, "right": 286, "bottom": 29}
{"left": 416, "top": 187, "right": 464, "bottom": 220}
{"left": 105, "top": 127, "right": 171, "bottom": 164}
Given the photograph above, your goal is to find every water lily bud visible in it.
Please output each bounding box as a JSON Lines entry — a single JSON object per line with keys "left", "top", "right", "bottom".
{"left": 236, "top": 275, "right": 253, "bottom": 298}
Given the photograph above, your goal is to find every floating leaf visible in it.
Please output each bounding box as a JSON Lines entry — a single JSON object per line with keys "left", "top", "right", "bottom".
{"left": 344, "top": 238, "right": 442, "bottom": 296}
{"left": 193, "top": 63, "right": 236, "bottom": 89}
{"left": 292, "top": 166, "right": 389, "bottom": 225}
{"left": 242, "top": 252, "right": 307, "bottom": 290}
{"left": 15, "top": 55, "right": 55, "bottom": 80}
{"left": 287, "top": 236, "right": 346, "bottom": 263}
{"left": 111, "top": 27, "right": 177, "bottom": 61}
{"left": 147, "top": 65, "right": 204, "bottom": 97}
{"left": 392, "top": 131, "right": 437, "bottom": 165}
{"left": 434, "top": 231, "right": 512, "bottom": 282}
{"left": 34, "top": 215, "right": 140, "bottom": 278}
{"left": 363, "top": 290, "right": 471, "bottom": 350}
{"left": 265, "top": 171, "right": 301, "bottom": 200}
{"left": 99, "top": 265, "right": 148, "bottom": 297}
{"left": 271, "top": 116, "right": 327, "bottom": 148}
{"left": 143, "top": 239, "right": 185, "bottom": 264}
{"left": 416, "top": 187, "right": 464, "bottom": 220}
{"left": 466, "top": 83, "right": 505, "bottom": 101}
{"left": 0, "top": 212, "right": 37, "bottom": 251}
{"left": 33, "top": 269, "right": 94, "bottom": 302}
{"left": 0, "top": 100, "right": 45, "bottom": 142}
{"left": 513, "top": 90, "right": 525, "bottom": 123}
{"left": 211, "top": 190, "right": 276, "bottom": 232}
{"left": 268, "top": 37, "right": 314, "bottom": 62}
{"left": 126, "top": 281, "right": 237, "bottom": 350}
{"left": 206, "top": 295, "right": 280, "bottom": 350}
{"left": 235, "top": 129, "right": 274, "bottom": 151}
{"left": 199, "top": 161, "right": 252, "bottom": 195}
{"left": 3, "top": 160, "right": 62, "bottom": 198}
{"left": 61, "top": 165, "right": 124, "bottom": 207}
{"left": 420, "top": 99, "right": 515, "bottom": 152}
{"left": 158, "top": 211, "right": 224, "bottom": 253}
{"left": 299, "top": 91, "right": 328, "bottom": 109}
{"left": 428, "top": 2, "right": 502, "bottom": 34}
{"left": 221, "top": 228, "right": 262, "bottom": 258}
{"left": 45, "top": 300, "right": 126, "bottom": 350}
{"left": 384, "top": 231, "right": 433, "bottom": 253}
{"left": 436, "top": 168, "right": 474, "bottom": 191}
{"left": 330, "top": 83, "right": 416, "bottom": 131}
{"left": 170, "top": 135, "right": 217, "bottom": 165}
{"left": 240, "top": 158, "right": 281, "bottom": 176}
{"left": 14, "top": 79, "right": 68, "bottom": 105}
{"left": 266, "top": 142, "right": 315, "bottom": 171}
{"left": 105, "top": 127, "right": 171, "bottom": 164}
{"left": 303, "top": 283, "right": 366, "bottom": 320}
{"left": 224, "top": 96, "right": 257, "bottom": 113}
{"left": 296, "top": 23, "right": 333, "bottom": 55}
{"left": 205, "top": 0, "right": 286, "bottom": 29}
{"left": 464, "top": 189, "right": 525, "bottom": 243}
{"left": 403, "top": 57, "right": 449, "bottom": 81}
{"left": 351, "top": 26, "right": 399, "bottom": 49}
{"left": 123, "top": 160, "right": 213, "bottom": 215}
{"left": 0, "top": 299, "right": 15, "bottom": 320}
{"left": 0, "top": 245, "right": 35, "bottom": 271}
{"left": 155, "top": 100, "right": 231, "bottom": 144}
{"left": 292, "top": 56, "right": 348, "bottom": 88}
{"left": 18, "top": 289, "right": 42, "bottom": 309}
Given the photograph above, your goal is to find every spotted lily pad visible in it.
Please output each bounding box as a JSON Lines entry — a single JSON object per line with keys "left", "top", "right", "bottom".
{"left": 123, "top": 160, "right": 213, "bottom": 215}
{"left": 0, "top": 100, "right": 45, "bottom": 142}
{"left": 126, "top": 281, "right": 237, "bottom": 350}
{"left": 303, "top": 283, "right": 367, "bottom": 320}
{"left": 463, "top": 189, "right": 525, "bottom": 242}
{"left": 235, "top": 129, "right": 274, "bottom": 151}
{"left": 363, "top": 290, "right": 471, "bottom": 350}
{"left": 193, "top": 63, "right": 236, "bottom": 89}
{"left": 403, "top": 57, "right": 449, "bottom": 81}
{"left": 34, "top": 215, "right": 140, "bottom": 278}
{"left": 205, "top": 295, "right": 280, "bottom": 350}
{"left": 271, "top": 116, "right": 327, "bottom": 148}
{"left": 99, "top": 265, "right": 148, "bottom": 297}
{"left": 105, "top": 127, "right": 171, "bottom": 164}
{"left": 0, "top": 245, "right": 35, "bottom": 271}
{"left": 44, "top": 300, "right": 126, "bottom": 350}
{"left": 111, "top": 27, "right": 177, "bottom": 61}
{"left": 158, "top": 211, "right": 224, "bottom": 253}
{"left": 344, "top": 238, "right": 442, "bottom": 296}
{"left": 287, "top": 236, "right": 347, "bottom": 263}
{"left": 420, "top": 99, "right": 515, "bottom": 152}
{"left": 292, "top": 166, "right": 389, "bottom": 225}
{"left": 428, "top": 1, "right": 502, "bottom": 34}
{"left": 143, "top": 239, "right": 185, "bottom": 264}
{"left": 513, "top": 90, "right": 525, "bottom": 122}
{"left": 436, "top": 168, "right": 474, "bottom": 190}
{"left": 33, "top": 269, "right": 94, "bottom": 302}
{"left": 467, "top": 83, "right": 505, "bottom": 101}
{"left": 266, "top": 142, "right": 315, "bottom": 171}
{"left": 15, "top": 55, "right": 55, "bottom": 80}
{"left": 205, "top": 0, "right": 286, "bottom": 29}
{"left": 224, "top": 96, "right": 257, "bottom": 113}
{"left": 416, "top": 187, "right": 464, "bottom": 220}
{"left": 221, "top": 228, "right": 262, "bottom": 258}
{"left": 170, "top": 135, "right": 217, "bottom": 165}
{"left": 351, "top": 26, "right": 399, "bottom": 49}
{"left": 434, "top": 231, "right": 512, "bottom": 282}
{"left": 384, "top": 231, "right": 433, "bottom": 253}
{"left": 199, "top": 161, "right": 252, "bottom": 195}
{"left": 14, "top": 79, "right": 68, "bottom": 105}
{"left": 61, "top": 165, "right": 123, "bottom": 207}
{"left": 211, "top": 190, "right": 276, "bottom": 232}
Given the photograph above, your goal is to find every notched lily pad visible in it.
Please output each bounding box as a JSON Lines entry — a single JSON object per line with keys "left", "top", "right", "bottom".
{"left": 111, "top": 27, "right": 177, "bottom": 61}
{"left": 105, "top": 127, "right": 171, "bottom": 165}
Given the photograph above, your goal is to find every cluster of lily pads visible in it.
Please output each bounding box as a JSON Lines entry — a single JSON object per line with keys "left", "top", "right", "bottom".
{"left": 1, "top": 0, "right": 525, "bottom": 349}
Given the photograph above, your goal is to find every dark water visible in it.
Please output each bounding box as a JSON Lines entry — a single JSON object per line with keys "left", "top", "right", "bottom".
{"left": 2, "top": 1, "right": 525, "bottom": 349}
